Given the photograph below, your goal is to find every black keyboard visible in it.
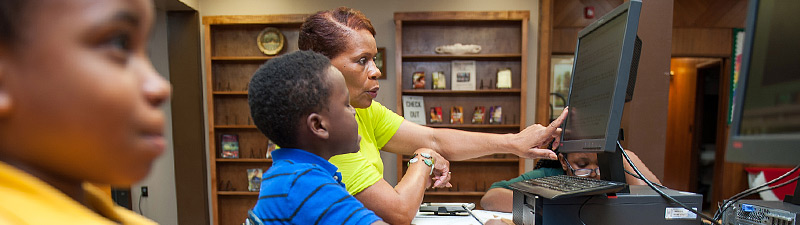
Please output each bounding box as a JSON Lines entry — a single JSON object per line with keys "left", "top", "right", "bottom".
{"left": 508, "top": 175, "right": 627, "bottom": 199}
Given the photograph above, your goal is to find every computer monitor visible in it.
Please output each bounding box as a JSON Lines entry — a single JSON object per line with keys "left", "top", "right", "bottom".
{"left": 555, "top": 0, "right": 642, "bottom": 185}
{"left": 726, "top": 0, "right": 800, "bottom": 167}
{"left": 726, "top": 0, "right": 800, "bottom": 205}
{"left": 558, "top": 0, "right": 641, "bottom": 156}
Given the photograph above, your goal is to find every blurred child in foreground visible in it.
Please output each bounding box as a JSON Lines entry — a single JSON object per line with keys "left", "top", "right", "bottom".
{"left": 0, "top": 0, "right": 170, "bottom": 223}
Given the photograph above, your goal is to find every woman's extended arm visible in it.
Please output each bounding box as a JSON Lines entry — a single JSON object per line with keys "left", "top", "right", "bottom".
{"left": 353, "top": 148, "right": 445, "bottom": 225}
{"left": 383, "top": 108, "right": 568, "bottom": 161}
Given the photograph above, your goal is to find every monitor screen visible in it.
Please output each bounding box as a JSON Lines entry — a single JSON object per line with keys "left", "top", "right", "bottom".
{"left": 727, "top": 0, "right": 800, "bottom": 165}
{"left": 559, "top": 0, "right": 641, "bottom": 154}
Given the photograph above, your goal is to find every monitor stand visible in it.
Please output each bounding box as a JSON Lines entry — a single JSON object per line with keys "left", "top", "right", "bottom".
{"left": 598, "top": 144, "right": 629, "bottom": 193}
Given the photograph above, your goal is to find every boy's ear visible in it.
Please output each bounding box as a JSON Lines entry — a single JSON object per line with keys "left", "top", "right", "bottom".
{"left": 306, "top": 113, "right": 329, "bottom": 140}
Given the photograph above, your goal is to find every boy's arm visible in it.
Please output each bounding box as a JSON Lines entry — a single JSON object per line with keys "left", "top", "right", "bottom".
{"left": 622, "top": 150, "right": 662, "bottom": 185}
{"left": 481, "top": 188, "right": 514, "bottom": 212}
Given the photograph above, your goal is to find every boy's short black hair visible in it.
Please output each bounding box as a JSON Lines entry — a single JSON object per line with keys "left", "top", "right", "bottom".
{"left": 248, "top": 50, "right": 332, "bottom": 147}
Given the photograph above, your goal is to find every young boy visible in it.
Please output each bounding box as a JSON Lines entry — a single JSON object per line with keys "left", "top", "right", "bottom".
{"left": 0, "top": 0, "right": 170, "bottom": 224}
{"left": 247, "top": 51, "right": 388, "bottom": 225}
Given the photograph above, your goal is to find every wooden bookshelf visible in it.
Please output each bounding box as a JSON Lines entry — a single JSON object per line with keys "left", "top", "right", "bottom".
{"left": 203, "top": 14, "right": 307, "bottom": 225}
{"left": 394, "top": 10, "right": 530, "bottom": 206}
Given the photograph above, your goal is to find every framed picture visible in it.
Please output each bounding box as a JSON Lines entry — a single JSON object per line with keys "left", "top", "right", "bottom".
{"left": 376, "top": 47, "right": 387, "bottom": 79}
{"left": 451, "top": 60, "right": 476, "bottom": 91}
{"left": 550, "top": 54, "right": 574, "bottom": 121}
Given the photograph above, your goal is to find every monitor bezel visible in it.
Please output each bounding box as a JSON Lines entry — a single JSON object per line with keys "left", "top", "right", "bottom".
{"left": 726, "top": 0, "right": 800, "bottom": 166}
{"left": 558, "top": 0, "right": 642, "bottom": 153}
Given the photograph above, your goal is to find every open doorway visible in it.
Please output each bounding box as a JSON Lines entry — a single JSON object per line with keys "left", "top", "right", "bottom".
{"left": 666, "top": 57, "right": 724, "bottom": 210}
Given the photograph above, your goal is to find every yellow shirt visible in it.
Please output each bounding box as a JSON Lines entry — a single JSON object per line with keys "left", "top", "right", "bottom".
{"left": 329, "top": 101, "right": 404, "bottom": 195}
{"left": 0, "top": 162, "right": 157, "bottom": 225}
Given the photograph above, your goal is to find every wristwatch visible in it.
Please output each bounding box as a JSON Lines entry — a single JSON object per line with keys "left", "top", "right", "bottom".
{"left": 408, "top": 152, "right": 435, "bottom": 175}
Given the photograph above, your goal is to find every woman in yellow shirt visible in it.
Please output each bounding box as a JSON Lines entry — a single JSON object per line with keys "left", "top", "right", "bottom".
{"left": 0, "top": 0, "right": 171, "bottom": 224}
{"left": 299, "top": 7, "right": 568, "bottom": 224}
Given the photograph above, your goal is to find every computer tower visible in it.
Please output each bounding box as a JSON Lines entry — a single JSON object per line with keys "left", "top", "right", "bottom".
{"left": 513, "top": 185, "right": 703, "bottom": 225}
{"left": 721, "top": 200, "right": 800, "bottom": 225}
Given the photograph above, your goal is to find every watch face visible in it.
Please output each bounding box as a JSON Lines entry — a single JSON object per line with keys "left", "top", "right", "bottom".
{"left": 257, "top": 27, "right": 285, "bottom": 56}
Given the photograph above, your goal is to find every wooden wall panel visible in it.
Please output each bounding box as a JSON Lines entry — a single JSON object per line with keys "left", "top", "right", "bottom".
{"left": 619, "top": 0, "right": 673, "bottom": 182}
{"left": 167, "top": 11, "right": 210, "bottom": 225}
{"left": 673, "top": 0, "right": 748, "bottom": 28}
{"left": 553, "top": 0, "right": 624, "bottom": 28}
{"left": 552, "top": 28, "right": 579, "bottom": 54}
{"left": 672, "top": 28, "right": 733, "bottom": 57}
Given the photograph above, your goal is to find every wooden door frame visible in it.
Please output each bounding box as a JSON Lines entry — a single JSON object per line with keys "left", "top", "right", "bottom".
{"left": 536, "top": 0, "right": 553, "bottom": 125}
{"left": 665, "top": 57, "right": 726, "bottom": 192}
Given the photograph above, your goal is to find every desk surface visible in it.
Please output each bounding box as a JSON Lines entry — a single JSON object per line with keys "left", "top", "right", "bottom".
{"left": 412, "top": 210, "right": 513, "bottom": 225}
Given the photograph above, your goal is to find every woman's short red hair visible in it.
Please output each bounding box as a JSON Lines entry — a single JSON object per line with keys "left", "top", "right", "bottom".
{"left": 299, "top": 7, "right": 376, "bottom": 58}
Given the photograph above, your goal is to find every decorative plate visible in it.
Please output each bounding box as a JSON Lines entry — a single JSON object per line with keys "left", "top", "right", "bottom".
{"left": 256, "top": 27, "right": 285, "bottom": 55}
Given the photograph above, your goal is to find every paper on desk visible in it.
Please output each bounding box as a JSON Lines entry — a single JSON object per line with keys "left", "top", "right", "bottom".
{"left": 412, "top": 210, "right": 512, "bottom": 225}
{"left": 473, "top": 210, "right": 513, "bottom": 223}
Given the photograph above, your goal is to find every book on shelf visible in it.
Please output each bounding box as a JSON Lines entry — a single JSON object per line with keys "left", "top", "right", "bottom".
{"left": 489, "top": 106, "right": 503, "bottom": 124}
{"left": 451, "top": 106, "right": 464, "bottom": 124}
{"left": 432, "top": 71, "right": 446, "bottom": 89}
{"left": 451, "top": 60, "right": 476, "bottom": 91}
{"left": 412, "top": 71, "right": 426, "bottom": 89}
{"left": 430, "top": 107, "right": 443, "bottom": 123}
{"left": 472, "top": 106, "right": 486, "bottom": 124}
{"left": 220, "top": 134, "right": 239, "bottom": 158}
{"left": 247, "top": 168, "right": 262, "bottom": 192}
{"left": 402, "top": 95, "right": 426, "bottom": 125}
{"left": 496, "top": 68, "right": 512, "bottom": 89}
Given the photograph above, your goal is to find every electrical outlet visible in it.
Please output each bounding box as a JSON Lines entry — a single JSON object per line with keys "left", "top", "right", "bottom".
{"left": 141, "top": 186, "right": 149, "bottom": 197}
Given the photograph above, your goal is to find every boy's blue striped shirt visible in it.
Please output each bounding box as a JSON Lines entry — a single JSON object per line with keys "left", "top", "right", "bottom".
{"left": 251, "top": 148, "right": 381, "bottom": 225}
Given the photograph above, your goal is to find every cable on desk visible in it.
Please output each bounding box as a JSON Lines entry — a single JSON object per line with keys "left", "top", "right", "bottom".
{"left": 618, "top": 141, "right": 721, "bottom": 225}
{"left": 624, "top": 169, "right": 667, "bottom": 189}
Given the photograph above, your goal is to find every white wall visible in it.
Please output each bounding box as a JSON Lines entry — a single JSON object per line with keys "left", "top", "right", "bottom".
{"left": 197, "top": 0, "right": 542, "bottom": 186}
{"left": 179, "top": 0, "right": 199, "bottom": 10}
{"left": 131, "top": 8, "right": 179, "bottom": 225}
